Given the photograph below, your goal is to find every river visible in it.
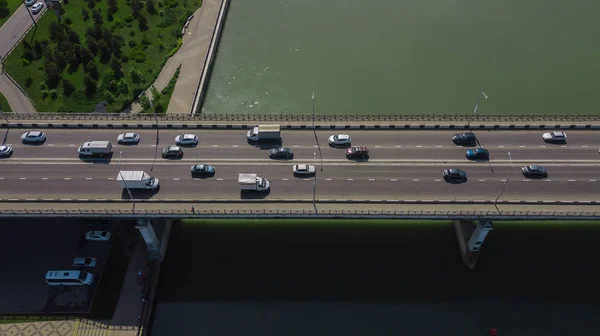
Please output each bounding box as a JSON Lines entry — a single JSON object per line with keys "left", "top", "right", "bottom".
{"left": 150, "top": 220, "right": 600, "bottom": 335}
{"left": 200, "top": 0, "right": 600, "bottom": 116}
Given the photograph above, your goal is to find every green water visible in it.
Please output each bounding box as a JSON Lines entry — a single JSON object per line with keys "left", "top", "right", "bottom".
{"left": 201, "top": 0, "right": 600, "bottom": 116}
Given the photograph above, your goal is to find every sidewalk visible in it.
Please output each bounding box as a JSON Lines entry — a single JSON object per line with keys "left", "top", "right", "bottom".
{"left": 127, "top": 0, "right": 224, "bottom": 114}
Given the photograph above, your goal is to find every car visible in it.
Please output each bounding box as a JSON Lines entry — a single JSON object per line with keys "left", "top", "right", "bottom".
{"left": 345, "top": 146, "right": 369, "bottom": 159}
{"left": 269, "top": 147, "right": 293, "bottom": 159}
{"left": 452, "top": 132, "right": 476, "bottom": 146}
{"left": 31, "top": 2, "right": 43, "bottom": 14}
{"left": 72, "top": 257, "right": 98, "bottom": 268}
{"left": 522, "top": 165, "right": 547, "bottom": 178}
{"left": 175, "top": 134, "right": 198, "bottom": 146}
{"left": 25, "top": 0, "right": 35, "bottom": 6}
{"left": 191, "top": 164, "right": 215, "bottom": 176}
{"left": 85, "top": 230, "right": 111, "bottom": 241}
{"left": 542, "top": 132, "right": 567, "bottom": 143}
{"left": 21, "top": 131, "right": 46, "bottom": 143}
{"left": 328, "top": 134, "right": 351, "bottom": 146}
{"left": 162, "top": 146, "right": 183, "bottom": 158}
{"left": 293, "top": 164, "right": 316, "bottom": 175}
{"left": 117, "top": 133, "right": 140, "bottom": 144}
{"left": 0, "top": 145, "right": 13, "bottom": 157}
{"left": 466, "top": 147, "right": 489, "bottom": 160}
{"left": 443, "top": 168, "right": 467, "bottom": 182}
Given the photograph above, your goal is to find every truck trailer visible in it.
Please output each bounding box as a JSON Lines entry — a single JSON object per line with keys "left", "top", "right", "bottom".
{"left": 117, "top": 171, "right": 160, "bottom": 190}
{"left": 78, "top": 141, "right": 113, "bottom": 156}
{"left": 246, "top": 125, "right": 281, "bottom": 142}
{"left": 238, "top": 173, "right": 270, "bottom": 192}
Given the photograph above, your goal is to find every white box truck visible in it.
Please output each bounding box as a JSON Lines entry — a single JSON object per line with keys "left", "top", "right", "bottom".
{"left": 117, "top": 171, "right": 160, "bottom": 190}
{"left": 78, "top": 141, "right": 113, "bottom": 156}
{"left": 238, "top": 173, "right": 270, "bottom": 192}
{"left": 246, "top": 125, "right": 281, "bottom": 142}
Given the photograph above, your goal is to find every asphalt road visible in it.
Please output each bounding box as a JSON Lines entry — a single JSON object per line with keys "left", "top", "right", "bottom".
{"left": 0, "top": 4, "right": 45, "bottom": 113}
{"left": 0, "top": 130, "right": 599, "bottom": 200}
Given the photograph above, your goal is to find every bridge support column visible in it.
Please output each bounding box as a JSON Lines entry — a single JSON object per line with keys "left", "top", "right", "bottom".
{"left": 454, "top": 220, "right": 494, "bottom": 270}
{"left": 135, "top": 219, "right": 162, "bottom": 260}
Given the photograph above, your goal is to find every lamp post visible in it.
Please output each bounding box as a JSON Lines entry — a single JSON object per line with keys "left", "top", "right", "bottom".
{"left": 493, "top": 152, "right": 513, "bottom": 213}
{"left": 151, "top": 104, "right": 159, "bottom": 172}
{"left": 312, "top": 152, "right": 317, "bottom": 211}
{"left": 312, "top": 92, "right": 323, "bottom": 171}
{"left": 467, "top": 90, "right": 488, "bottom": 130}
{"left": 118, "top": 151, "right": 136, "bottom": 210}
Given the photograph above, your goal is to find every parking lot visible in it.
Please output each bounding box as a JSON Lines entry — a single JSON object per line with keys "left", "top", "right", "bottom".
{"left": 0, "top": 218, "right": 113, "bottom": 314}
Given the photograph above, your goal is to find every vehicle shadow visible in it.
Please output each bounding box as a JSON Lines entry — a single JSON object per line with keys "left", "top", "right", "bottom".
{"left": 121, "top": 186, "right": 160, "bottom": 200}
{"left": 162, "top": 155, "right": 183, "bottom": 160}
{"left": 177, "top": 143, "right": 198, "bottom": 148}
{"left": 79, "top": 153, "right": 113, "bottom": 164}
{"left": 0, "top": 152, "right": 14, "bottom": 159}
{"left": 454, "top": 142, "right": 477, "bottom": 148}
{"left": 22, "top": 139, "right": 47, "bottom": 146}
{"left": 466, "top": 157, "right": 489, "bottom": 162}
{"left": 249, "top": 140, "right": 283, "bottom": 150}
{"left": 269, "top": 156, "right": 294, "bottom": 161}
{"left": 347, "top": 156, "right": 370, "bottom": 162}
{"left": 240, "top": 190, "right": 271, "bottom": 199}
{"left": 191, "top": 173, "right": 216, "bottom": 179}
{"left": 444, "top": 177, "right": 468, "bottom": 184}
{"left": 329, "top": 143, "right": 351, "bottom": 149}
{"left": 116, "top": 142, "right": 138, "bottom": 147}
{"left": 293, "top": 173, "right": 315, "bottom": 178}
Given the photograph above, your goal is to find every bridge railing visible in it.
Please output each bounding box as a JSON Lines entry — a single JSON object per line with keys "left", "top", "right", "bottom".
{"left": 2, "top": 112, "right": 600, "bottom": 122}
{"left": 2, "top": 208, "right": 600, "bottom": 219}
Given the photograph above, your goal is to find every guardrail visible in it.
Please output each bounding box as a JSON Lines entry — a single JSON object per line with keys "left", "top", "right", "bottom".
{"left": 2, "top": 209, "right": 600, "bottom": 220}
{"left": 3, "top": 112, "right": 600, "bottom": 122}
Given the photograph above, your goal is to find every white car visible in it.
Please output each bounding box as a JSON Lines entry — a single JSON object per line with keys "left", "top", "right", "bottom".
{"left": 293, "top": 164, "right": 316, "bottom": 175}
{"left": 85, "top": 230, "right": 111, "bottom": 241}
{"left": 175, "top": 134, "right": 198, "bottom": 146}
{"left": 542, "top": 132, "right": 567, "bottom": 143}
{"left": 21, "top": 131, "right": 46, "bottom": 143}
{"left": 0, "top": 145, "right": 13, "bottom": 157}
{"left": 25, "top": 0, "right": 35, "bottom": 6}
{"left": 328, "top": 134, "right": 351, "bottom": 146}
{"left": 72, "top": 257, "right": 97, "bottom": 268}
{"left": 31, "top": 2, "right": 43, "bottom": 14}
{"left": 117, "top": 132, "right": 140, "bottom": 144}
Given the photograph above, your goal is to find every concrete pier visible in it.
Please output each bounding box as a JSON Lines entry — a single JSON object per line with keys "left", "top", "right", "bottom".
{"left": 454, "top": 220, "right": 480, "bottom": 270}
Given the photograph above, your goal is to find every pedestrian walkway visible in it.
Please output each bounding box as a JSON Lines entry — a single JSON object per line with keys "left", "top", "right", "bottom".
{"left": 126, "top": 0, "right": 224, "bottom": 114}
{"left": 0, "top": 320, "right": 75, "bottom": 336}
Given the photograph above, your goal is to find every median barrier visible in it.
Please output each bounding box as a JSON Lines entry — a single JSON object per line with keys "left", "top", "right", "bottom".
{"left": 1, "top": 208, "right": 600, "bottom": 220}
{"left": 0, "top": 199, "right": 598, "bottom": 204}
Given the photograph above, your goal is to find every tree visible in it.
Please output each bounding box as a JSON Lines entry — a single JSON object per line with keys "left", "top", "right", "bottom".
{"left": 85, "top": 62, "right": 99, "bottom": 80}
{"left": 44, "top": 60, "right": 62, "bottom": 88}
{"left": 92, "top": 8, "right": 103, "bottom": 26}
{"left": 117, "top": 79, "right": 129, "bottom": 95}
{"left": 108, "top": 0, "right": 118, "bottom": 14}
{"left": 62, "top": 78, "right": 75, "bottom": 97}
{"left": 97, "top": 40, "right": 111, "bottom": 63}
{"left": 81, "top": 8, "right": 90, "bottom": 21}
{"left": 110, "top": 57, "right": 123, "bottom": 79}
{"left": 0, "top": 0, "right": 9, "bottom": 19}
{"left": 84, "top": 75, "right": 97, "bottom": 97}
{"left": 150, "top": 86, "right": 162, "bottom": 106}
{"left": 86, "top": 0, "right": 95, "bottom": 10}
{"left": 80, "top": 46, "right": 94, "bottom": 64}
{"left": 138, "top": 14, "right": 148, "bottom": 31}
{"left": 101, "top": 90, "right": 116, "bottom": 103}
{"left": 68, "top": 30, "right": 80, "bottom": 44}
{"left": 129, "top": 68, "right": 144, "bottom": 88}
{"left": 140, "top": 95, "right": 151, "bottom": 111}
{"left": 146, "top": 0, "right": 156, "bottom": 15}
{"left": 130, "top": 0, "right": 142, "bottom": 18}
{"left": 87, "top": 39, "right": 99, "bottom": 56}
{"left": 49, "top": 22, "right": 65, "bottom": 42}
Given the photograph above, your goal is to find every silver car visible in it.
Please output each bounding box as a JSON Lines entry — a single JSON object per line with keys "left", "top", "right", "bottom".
{"left": 175, "top": 134, "right": 198, "bottom": 146}
{"left": 72, "top": 257, "right": 97, "bottom": 268}
{"left": 21, "top": 131, "right": 46, "bottom": 143}
{"left": 0, "top": 145, "right": 13, "bottom": 157}
{"left": 85, "top": 230, "right": 111, "bottom": 241}
{"left": 328, "top": 134, "right": 351, "bottom": 146}
{"left": 293, "top": 164, "right": 316, "bottom": 175}
{"left": 117, "top": 133, "right": 140, "bottom": 144}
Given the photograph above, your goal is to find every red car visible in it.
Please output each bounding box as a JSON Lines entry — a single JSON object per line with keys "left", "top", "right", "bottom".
{"left": 345, "top": 146, "right": 369, "bottom": 159}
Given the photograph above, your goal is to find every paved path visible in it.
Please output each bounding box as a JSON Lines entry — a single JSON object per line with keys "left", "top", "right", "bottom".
{"left": 0, "top": 4, "right": 45, "bottom": 114}
{"left": 127, "top": 0, "right": 223, "bottom": 114}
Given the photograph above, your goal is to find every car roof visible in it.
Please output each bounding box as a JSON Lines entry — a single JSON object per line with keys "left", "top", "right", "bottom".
{"left": 28, "top": 131, "right": 42, "bottom": 136}
{"left": 297, "top": 165, "right": 308, "bottom": 169}
{"left": 168, "top": 146, "right": 181, "bottom": 150}
{"left": 125, "top": 132, "right": 136, "bottom": 137}
{"left": 0, "top": 145, "right": 9, "bottom": 150}
{"left": 183, "top": 134, "right": 196, "bottom": 139}
{"left": 552, "top": 132, "right": 565, "bottom": 136}
{"left": 337, "top": 134, "right": 350, "bottom": 139}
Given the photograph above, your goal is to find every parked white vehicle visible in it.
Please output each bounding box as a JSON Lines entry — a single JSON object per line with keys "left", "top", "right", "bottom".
{"left": 46, "top": 270, "right": 93, "bottom": 286}
{"left": 117, "top": 133, "right": 140, "bottom": 144}
{"left": 85, "top": 231, "right": 111, "bottom": 241}
{"left": 25, "top": 0, "right": 35, "bottom": 6}
{"left": 31, "top": 2, "right": 44, "bottom": 14}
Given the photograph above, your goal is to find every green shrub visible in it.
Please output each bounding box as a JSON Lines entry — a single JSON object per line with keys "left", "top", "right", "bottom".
{"left": 131, "top": 49, "right": 146, "bottom": 63}
{"left": 49, "top": 89, "right": 58, "bottom": 100}
{"left": 163, "top": 0, "right": 178, "bottom": 8}
{"left": 20, "top": 58, "right": 30, "bottom": 66}
{"left": 124, "top": 15, "right": 134, "bottom": 23}
{"left": 40, "top": 82, "right": 47, "bottom": 90}
{"left": 64, "top": 17, "right": 73, "bottom": 25}
{"left": 128, "top": 40, "right": 137, "bottom": 48}
{"left": 167, "top": 38, "right": 182, "bottom": 57}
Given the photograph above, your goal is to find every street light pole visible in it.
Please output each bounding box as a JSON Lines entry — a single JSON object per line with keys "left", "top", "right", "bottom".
{"left": 312, "top": 92, "right": 323, "bottom": 171}
{"left": 151, "top": 108, "right": 159, "bottom": 172}
{"left": 493, "top": 152, "right": 513, "bottom": 213}
{"left": 313, "top": 152, "right": 317, "bottom": 211}
{"left": 467, "top": 90, "right": 488, "bottom": 130}
{"left": 118, "top": 151, "right": 136, "bottom": 210}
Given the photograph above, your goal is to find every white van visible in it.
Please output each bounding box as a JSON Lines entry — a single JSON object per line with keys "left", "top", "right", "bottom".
{"left": 45, "top": 270, "right": 94, "bottom": 286}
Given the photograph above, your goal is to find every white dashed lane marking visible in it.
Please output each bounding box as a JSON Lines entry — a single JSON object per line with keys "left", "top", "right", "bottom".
{"left": 19, "top": 177, "right": 26, "bottom": 180}
{"left": 368, "top": 179, "right": 375, "bottom": 181}
{"left": 85, "top": 178, "right": 92, "bottom": 180}
{"left": 390, "top": 179, "right": 397, "bottom": 182}
{"left": 568, "top": 180, "right": 576, "bottom": 182}
{"left": 347, "top": 179, "right": 354, "bottom": 181}
{"left": 325, "top": 178, "right": 332, "bottom": 181}
{"left": 64, "top": 178, "right": 71, "bottom": 180}
{"left": 216, "top": 178, "right": 223, "bottom": 181}
{"left": 478, "top": 179, "right": 486, "bottom": 182}
{"left": 282, "top": 178, "right": 289, "bottom": 181}
{"left": 173, "top": 178, "right": 180, "bottom": 181}
{"left": 68, "top": 144, "right": 75, "bottom": 147}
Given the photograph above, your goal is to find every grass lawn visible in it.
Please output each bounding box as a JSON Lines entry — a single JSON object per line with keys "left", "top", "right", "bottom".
{"left": 4, "top": 0, "right": 201, "bottom": 112}
{"left": 141, "top": 63, "right": 181, "bottom": 113}
{"left": 0, "top": 91, "right": 12, "bottom": 112}
{"left": 0, "top": 0, "right": 22, "bottom": 29}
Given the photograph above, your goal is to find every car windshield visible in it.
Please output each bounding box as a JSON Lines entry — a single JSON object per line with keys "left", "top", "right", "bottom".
{"left": 78, "top": 272, "right": 88, "bottom": 281}
{"left": 100, "top": 232, "right": 107, "bottom": 237}
{"left": 146, "top": 177, "right": 155, "bottom": 186}
{"left": 84, "top": 258, "right": 92, "bottom": 264}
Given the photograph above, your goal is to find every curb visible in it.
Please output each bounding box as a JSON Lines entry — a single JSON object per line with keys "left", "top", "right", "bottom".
{"left": 0, "top": 199, "right": 597, "bottom": 205}
{"left": 2, "top": 123, "right": 600, "bottom": 130}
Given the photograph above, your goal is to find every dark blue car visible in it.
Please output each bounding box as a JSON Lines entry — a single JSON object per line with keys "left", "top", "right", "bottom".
{"left": 466, "top": 148, "right": 489, "bottom": 160}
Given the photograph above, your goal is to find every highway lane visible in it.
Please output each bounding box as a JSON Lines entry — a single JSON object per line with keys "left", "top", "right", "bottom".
{"left": 1, "top": 164, "right": 600, "bottom": 200}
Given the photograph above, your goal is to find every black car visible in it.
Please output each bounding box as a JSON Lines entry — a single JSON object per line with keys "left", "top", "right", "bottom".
{"left": 443, "top": 168, "right": 467, "bottom": 183}
{"left": 521, "top": 165, "right": 547, "bottom": 178}
{"left": 162, "top": 145, "right": 183, "bottom": 158}
{"left": 452, "top": 132, "right": 476, "bottom": 145}
{"left": 191, "top": 164, "right": 215, "bottom": 176}
{"left": 269, "top": 147, "right": 293, "bottom": 159}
